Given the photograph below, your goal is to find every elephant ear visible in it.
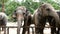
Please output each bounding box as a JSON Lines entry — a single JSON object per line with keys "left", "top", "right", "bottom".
{"left": 37, "top": 8, "right": 43, "bottom": 16}
{"left": 26, "top": 9, "right": 29, "bottom": 14}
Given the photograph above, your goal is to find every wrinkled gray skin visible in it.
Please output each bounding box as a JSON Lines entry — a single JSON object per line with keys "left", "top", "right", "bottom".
{"left": 12, "top": 6, "right": 32, "bottom": 34}
{"left": 33, "top": 3, "right": 60, "bottom": 34}
{"left": 0, "top": 12, "right": 8, "bottom": 34}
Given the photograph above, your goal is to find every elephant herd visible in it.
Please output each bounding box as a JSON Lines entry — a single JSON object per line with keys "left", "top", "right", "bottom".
{"left": 0, "top": 3, "right": 60, "bottom": 34}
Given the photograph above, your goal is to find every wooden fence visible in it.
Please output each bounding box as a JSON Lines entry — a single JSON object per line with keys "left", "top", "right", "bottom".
{"left": 0, "top": 25, "right": 54, "bottom": 34}
{"left": 0, "top": 26, "right": 35, "bottom": 34}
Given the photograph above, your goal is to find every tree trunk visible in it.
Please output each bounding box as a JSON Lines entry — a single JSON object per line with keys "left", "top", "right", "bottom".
{"left": 2, "top": 0, "right": 4, "bottom": 12}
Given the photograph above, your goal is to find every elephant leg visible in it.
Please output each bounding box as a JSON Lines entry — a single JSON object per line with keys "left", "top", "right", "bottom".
{"left": 35, "top": 27, "right": 40, "bottom": 34}
{"left": 40, "top": 28, "right": 44, "bottom": 34}
{"left": 49, "top": 23, "right": 56, "bottom": 34}
{"left": 35, "top": 26, "right": 44, "bottom": 34}
{"left": 2, "top": 25, "right": 6, "bottom": 34}
{"left": 22, "top": 24, "right": 30, "bottom": 34}
{"left": 51, "top": 27, "right": 56, "bottom": 34}
{"left": 22, "top": 26, "right": 30, "bottom": 34}
{"left": 26, "top": 22, "right": 31, "bottom": 34}
{"left": 35, "top": 21, "right": 45, "bottom": 34}
{"left": 26, "top": 27, "right": 29, "bottom": 34}
{"left": 22, "top": 23, "right": 26, "bottom": 34}
{"left": 28, "top": 28, "right": 29, "bottom": 34}
{"left": 57, "top": 28, "right": 60, "bottom": 34}
{"left": 22, "top": 27, "right": 26, "bottom": 34}
{"left": 27, "top": 25, "right": 30, "bottom": 34}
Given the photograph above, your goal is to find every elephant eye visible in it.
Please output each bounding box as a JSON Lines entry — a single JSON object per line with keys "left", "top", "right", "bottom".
{"left": 46, "top": 8, "right": 50, "bottom": 11}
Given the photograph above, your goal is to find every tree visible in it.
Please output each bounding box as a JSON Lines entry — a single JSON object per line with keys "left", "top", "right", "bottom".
{"left": 0, "top": 0, "right": 9, "bottom": 12}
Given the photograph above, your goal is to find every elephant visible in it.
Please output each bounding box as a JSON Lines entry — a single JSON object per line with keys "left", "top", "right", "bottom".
{"left": 12, "top": 6, "right": 32, "bottom": 34}
{"left": 32, "top": 3, "right": 60, "bottom": 34}
{"left": 0, "top": 12, "right": 8, "bottom": 34}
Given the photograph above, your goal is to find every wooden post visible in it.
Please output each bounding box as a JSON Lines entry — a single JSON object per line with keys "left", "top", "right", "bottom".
{"left": 7, "top": 27, "right": 9, "bottom": 34}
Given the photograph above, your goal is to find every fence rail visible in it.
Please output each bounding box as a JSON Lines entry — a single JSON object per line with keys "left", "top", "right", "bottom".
{"left": 0, "top": 25, "right": 57, "bottom": 34}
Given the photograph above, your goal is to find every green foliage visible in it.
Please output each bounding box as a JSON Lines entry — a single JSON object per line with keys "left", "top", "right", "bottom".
{"left": 0, "top": 0, "right": 9, "bottom": 12}
{"left": 21, "top": 1, "right": 40, "bottom": 14}
{"left": 50, "top": 2, "right": 60, "bottom": 10}
{"left": 5, "top": 1, "right": 21, "bottom": 21}
{"left": 40, "top": 0, "right": 60, "bottom": 10}
{"left": 0, "top": 0, "right": 60, "bottom": 22}
{"left": 5, "top": 1, "right": 20, "bottom": 15}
